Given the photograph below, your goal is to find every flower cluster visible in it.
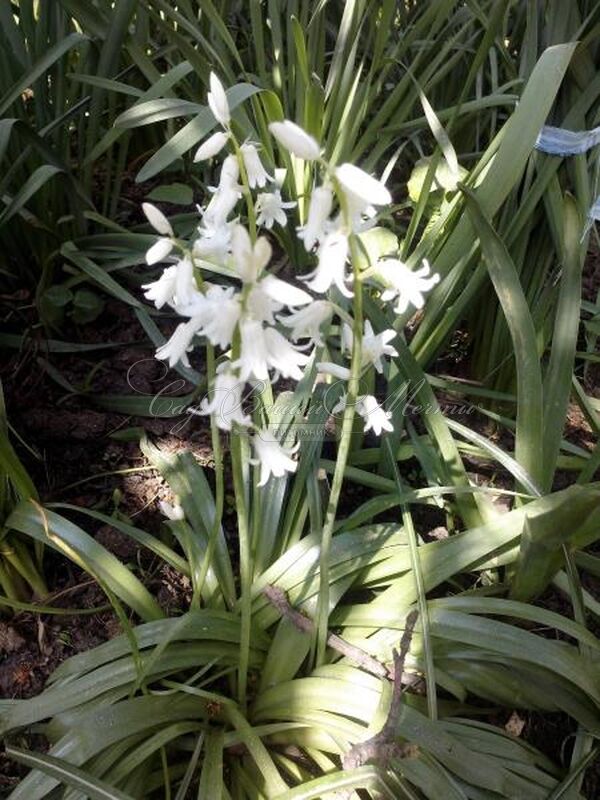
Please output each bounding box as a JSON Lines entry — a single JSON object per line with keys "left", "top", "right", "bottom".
{"left": 141, "top": 73, "right": 439, "bottom": 485}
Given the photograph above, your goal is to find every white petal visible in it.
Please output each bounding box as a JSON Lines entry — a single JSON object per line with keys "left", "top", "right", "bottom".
{"left": 260, "top": 275, "right": 312, "bottom": 308}
{"left": 335, "top": 163, "right": 391, "bottom": 206}
{"left": 146, "top": 237, "right": 174, "bottom": 265}
{"left": 269, "top": 120, "right": 320, "bottom": 161}
{"left": 142, "top": 203, "right": 173, "bottom": 236}
{"left": 194, "top": 131, "right": 229, "bottom": 161}
{"left": 317, "top": 362, "right": 351, "bottom": 381}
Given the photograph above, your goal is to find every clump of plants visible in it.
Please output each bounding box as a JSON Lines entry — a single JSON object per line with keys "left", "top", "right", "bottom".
{"left": 3, "top": 61, "right": 600, "bottom": 799}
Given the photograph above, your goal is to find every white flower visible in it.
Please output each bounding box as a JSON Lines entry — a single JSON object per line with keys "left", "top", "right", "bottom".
{"left": 356, "top": 394, "right": 393, "bottom": 436}
{"left": 176, "top": 284, "right": 241, "bottom": 350}
{"left": 279, "top": 301, "right": 332, "bottom": 345}
{"left": 202, "top": 184, "right": 240, "bottom": 229}
{"left": 269, "top": 120, "right": 320, "bottom": 161}
{"left": 217, "top": 154, "right": 240, "bottom": 190}
{"left": 159, "top": 500, "right": 185, "bottom": 521}
{"left": 263, "top": 327, "right": 311, "bottom": 380}
{"left": 298, "top": 185, "right": 333, "bottom": 250}
{"left": 343, "top": 190, "right": 377, "bottom": 233}
{"left": 198, "top": 366, "right": 251, "bottom": 430}
{"left": 236, "top": 319, "right": 311, "bottom": 382}
{"left": 143, "top": 203, "right": 173, "bottom": 236}
{"left": 193, "top": 221, "right": 233, "bottom": 261}
{"left": 376, "top": 258, "right": 440, "bottom": 314}
{"left": 142, "top": 258, "right": 196, "bottom": 309}
{"left": 207, "top": 72, "right": 230, "bottom": 126}
{"left": 232, "top": 225, "right": 271, "bottom": 283}
{"left": 237, "top": 318, "right": 270, "bottom": 381}
{"left": 143, "top": 203, "right": 175, "bottom": 265}
{"left": 174, "top": 257, "right": 197, "bottom": 307}
{"left": 194, "top": 130, "right": 229, "bottom": 161}
{"left": 142, "top": 265, "right": 177, "bottom": 309}
{"left": 255, "top": 190, "right": 295, "bottom": 229}
{"left": 358, "top": 320, "right": 398, "bottom": 373}
{"left": 241, "top": 143, "right": 272, "bottom": 188}
{"left": 155, "top": 318, "right": 201, "bottom": 368}
{"left": 246, "top": 282, "right": 282, "bottom": 324}
{"left": 301, "top": 230, "right": 351, "bottom": 297}
{"left": 334, "top": 164, "right": 391, "bottom": 206}
{"left": 251, "top": 431, "right": 299, "bottom": 486}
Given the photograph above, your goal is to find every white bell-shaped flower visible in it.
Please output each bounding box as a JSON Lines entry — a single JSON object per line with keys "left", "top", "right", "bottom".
{"left": 193, "top": 221, "right": 233, "bottom": 262}
{"left": 298, "top": 185, "right": 333, "bottom": 250}
{"left": 363, "top": 322, "right": 397, "bottom": 373}
{"left": 142, "top": 265, "right": 178, "bottom": 309}
{"left": 269, "top": 120, "right": 320, "bottom": 161}
{"left": 376, "top": 258, "right": 440, "bottom": 313}
{"left": 194, "top": 130, "right": 229, "bottom": 162}
{"left": 202, "top": 184, "right": 240, "bottom": 229}
{"left": 198, "top": 365, "right": 251, "bottom": 431}
{"left": 155, "top": 317, "right": 201, "bottom": 368}
{"left": 207, "top": 72, "right": 230, "bottom": 126}
{"left": 251, "top": 430, "right": 299, "bottom": 486}
{"left": 240, "top": 143, "right": 272, "bottom": 188}
{"left": 217, "top": 154, "right": 241, "bottom": 190}
{"left": 255, "top": 190, "right": 295, "bottom": 229}
{"left": 176, "top": 284, "right": 241, "bottom": 350}
{"left": 279, "top": 300, "right": 332, "bottom": 345}
{"left": 301, "top": 230, "right": 351, "bottom": 297}
{"left": 356, "top": 394, "right": 393, "bottom": 435}
{"left": 236, "top": 319, "right": 311, "bottom": 382}
{"left": 263, "top": 327, "right": 311, "bottom": 380}
{"left": 143, "top": 258, "right": 196, "bottom": 309}
{"left": 237, "top": 318, "right": 270, "bottom": 381}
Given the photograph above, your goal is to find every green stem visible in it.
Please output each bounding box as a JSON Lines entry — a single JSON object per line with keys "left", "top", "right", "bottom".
{"left": 195, "top": 345, "right": 226, "bottom": 605}
{"left": 231, "top": 134, "right": 257, "bottom": 241}
{"left": 231, "top": 426, "right": 251, "bottom": 708}
{"left": 316, "top": 227, "right": 363, "bottom": 666}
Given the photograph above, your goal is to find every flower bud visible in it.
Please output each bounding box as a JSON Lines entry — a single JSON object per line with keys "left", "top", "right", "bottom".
{"left": 269, "top": 120, "right": 320, "bottom": 161}
{"left": 194, "top": 131, "right": 229, "bottom": 161}
{"left": 142, "top": 203, "right": 173, "bottom": 236}
{"left": 335, "top": 163, "right": 391, "bottom": 206}
{"left": 207, "top": 72, "right": 230, "bottom": 126}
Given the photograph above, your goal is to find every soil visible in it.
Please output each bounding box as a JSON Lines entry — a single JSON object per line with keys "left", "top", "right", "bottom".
{"left": 0, "top": 236, "right": 599, "bottom": 796}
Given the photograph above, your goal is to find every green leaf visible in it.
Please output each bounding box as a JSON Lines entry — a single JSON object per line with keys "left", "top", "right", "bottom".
{"left": 541, "top": 194, "right": 583, "bottom": 491}
{"left": 461, "top": 185, "right": 544, "bottom": 490}
{"left": 0, "top": 32, "right": 87, "bottom": 116}
{"left": 6, "top": 501, "right": 163, "bottom": 621}
{"left": 0, "top": 165, "right": 64, "bottom": 226}
{"left": 136, "top": 83, "right": 261, "bottom": 182}
{"left": 71, "top": 288, "right": 105, "bottom": 324}
{"left": 61, "top": 242, "right": 142, "bottom": 308}
{"left": 5, "top": 746, "right": 135, "bottom": 800}
{"left": 147, "top": 182, "right": 194, "bottom": 205}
